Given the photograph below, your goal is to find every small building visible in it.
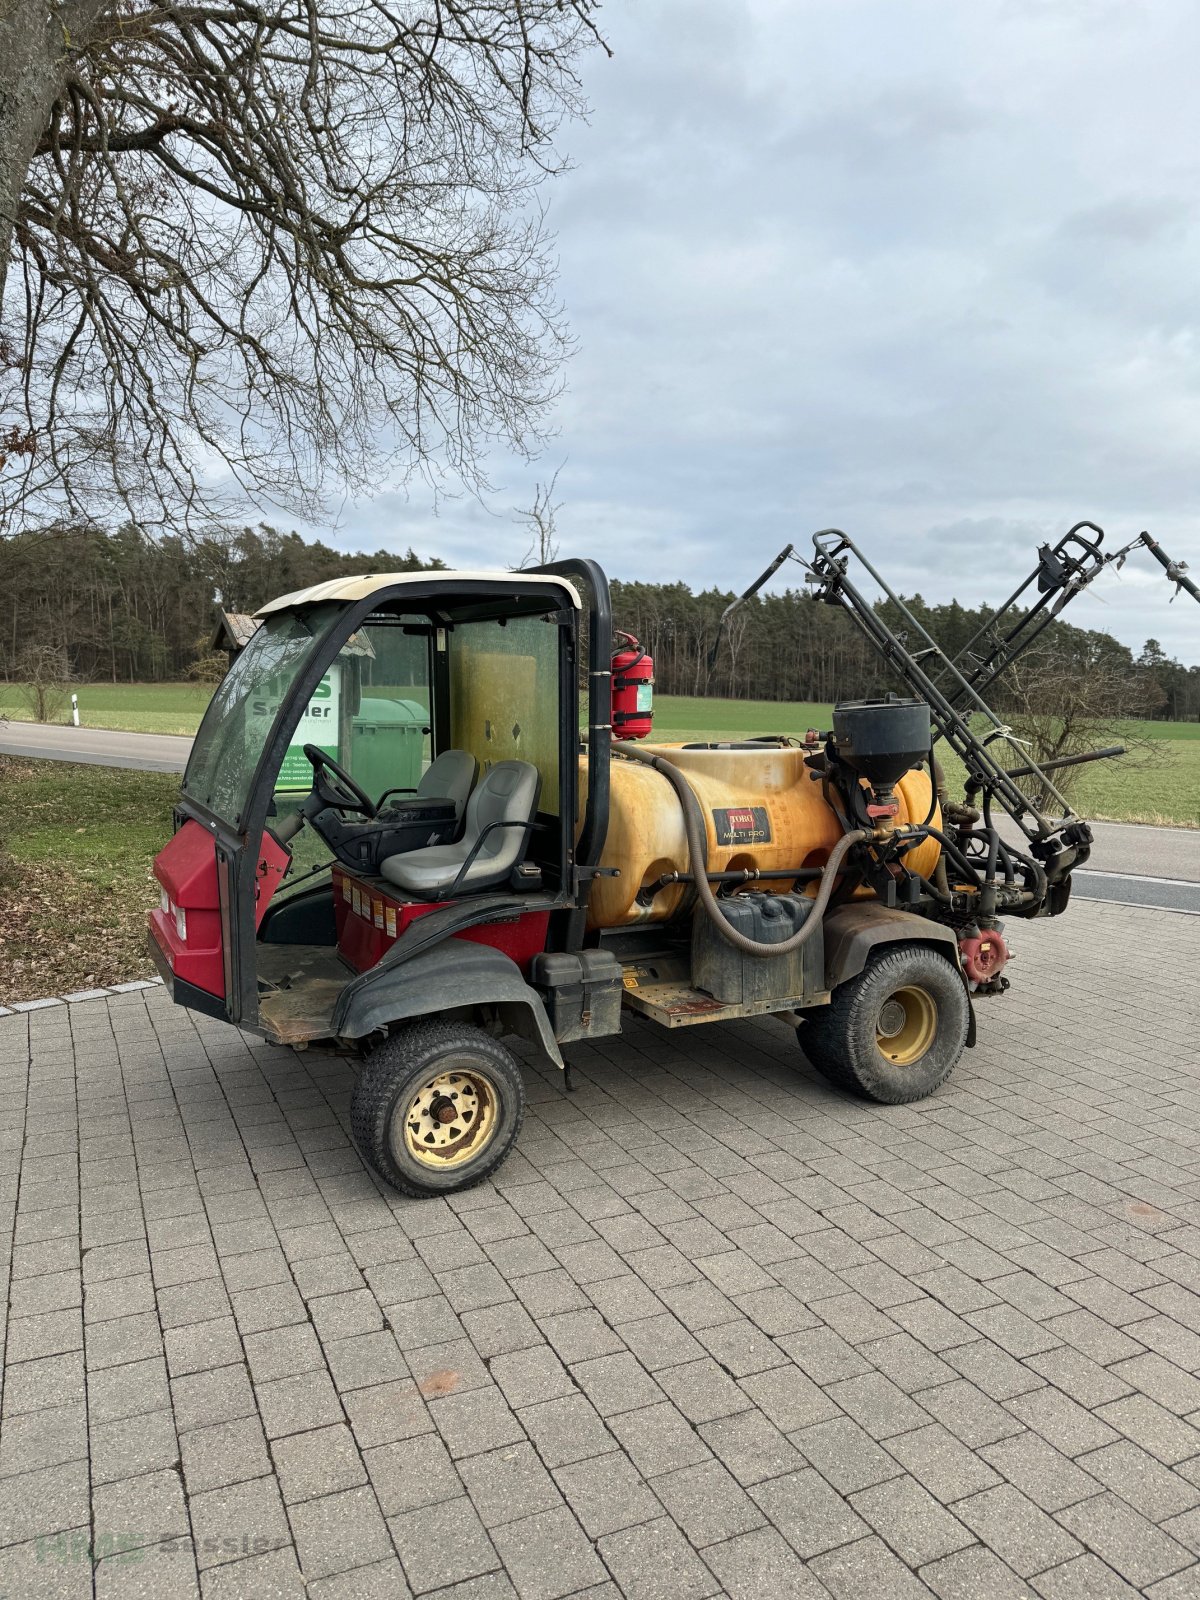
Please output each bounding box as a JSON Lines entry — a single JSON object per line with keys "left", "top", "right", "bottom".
{"left": 209, "top": 609, "right": 261, "bottom": 662}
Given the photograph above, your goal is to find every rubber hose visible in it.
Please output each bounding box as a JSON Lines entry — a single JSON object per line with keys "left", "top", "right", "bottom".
{"left": 979, "top": 826, "right": 1001, "bottom": 921}
{"left": 612, "top": 741, "right": 871, "bottom": 959}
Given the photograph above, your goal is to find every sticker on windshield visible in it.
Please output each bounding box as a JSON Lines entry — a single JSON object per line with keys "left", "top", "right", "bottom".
{"left": 259, "top": 666, "right": 341, "bottom": 790}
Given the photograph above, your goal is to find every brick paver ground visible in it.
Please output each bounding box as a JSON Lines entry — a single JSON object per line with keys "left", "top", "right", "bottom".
{"left": 2, "top": 897, "right": 1199, "bottom": 1598}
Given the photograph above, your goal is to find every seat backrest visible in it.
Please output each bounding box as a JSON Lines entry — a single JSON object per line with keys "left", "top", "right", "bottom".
{"left": 463, "top": 761, "right": 541, "bottom": 860}
{"left": 417, "top": 749, "right": 477, "bottom": 818}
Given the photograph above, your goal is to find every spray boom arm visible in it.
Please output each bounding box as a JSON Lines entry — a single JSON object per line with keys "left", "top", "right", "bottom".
{"left": 797, "top": 530, "right": 1084, "bottom": 843}
{"left": 932, "top": 522, "right": 1108, "bottom": 709}
{"left": 1125, "top": 532, "right": 1199, "bottom": 604}
{"left": 699, "top": 521, "right": 1189, "bottom": 922}
{"left": 706, "top": 544, "right": 794, "bottom": 675}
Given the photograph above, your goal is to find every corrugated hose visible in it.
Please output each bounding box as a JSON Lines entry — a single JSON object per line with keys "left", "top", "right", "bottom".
{"left": 611, "top": 741, "right": 871, "bottom": 958}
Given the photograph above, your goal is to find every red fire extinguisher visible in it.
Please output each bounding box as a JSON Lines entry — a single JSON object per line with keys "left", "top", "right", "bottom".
{"left": 612, "top": 630, "right": 654, "bottom": 740}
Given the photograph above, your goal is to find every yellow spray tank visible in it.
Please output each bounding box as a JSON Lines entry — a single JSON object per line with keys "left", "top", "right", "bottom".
{"left": 582, "top": 743, "right": 942, "bottom": 932}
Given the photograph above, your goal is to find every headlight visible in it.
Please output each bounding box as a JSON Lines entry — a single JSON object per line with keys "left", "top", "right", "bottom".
{"left": 174, "top": 904, "right": 187, "bottom": 941}
{"left": 161, "top": 889, "right": 170, "bottom": 914}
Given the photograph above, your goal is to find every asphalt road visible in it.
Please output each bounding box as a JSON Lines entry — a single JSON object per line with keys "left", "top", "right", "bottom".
{"left": 994, "top": 818, "right": 1200, "bottom": 916}
{"left": 1071, "top": 869, "right": 1200, "bottom": 915}
{"left": 4, "top": 720, "right": 1199, "bottom": 911}
{"left": 0, "top": 718, "right": 193, "bottom": 773}
{"left": 1053, "top": 820, "right": 1200, "bottom": 883}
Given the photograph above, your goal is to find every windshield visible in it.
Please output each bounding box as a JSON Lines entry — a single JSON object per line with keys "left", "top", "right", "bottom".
{"left": 183, "top": 609, "right": 331, "bottom": 827}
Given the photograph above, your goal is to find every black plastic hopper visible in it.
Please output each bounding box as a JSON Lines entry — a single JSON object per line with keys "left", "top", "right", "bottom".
{"left": 832, "top": 698, "right": 931, "bottom": 790}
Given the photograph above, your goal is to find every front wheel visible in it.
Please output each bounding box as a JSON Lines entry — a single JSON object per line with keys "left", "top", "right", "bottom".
{"left": 799, "top": 945, "right": 969, "bottom": 1104}
{"left": 351, "top": 1020, "right": 525, "bottom": 1196}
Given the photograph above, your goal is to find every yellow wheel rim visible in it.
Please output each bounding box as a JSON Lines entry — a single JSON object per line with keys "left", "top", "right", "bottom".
{"left": 875, "top": 986, "right": 938, "bottom": 1066}
{"left": 396, "top": 1064, "right": 498, "bottom": 1169}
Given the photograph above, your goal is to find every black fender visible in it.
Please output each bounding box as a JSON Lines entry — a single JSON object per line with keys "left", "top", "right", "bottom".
{"left": 821, "top": 903, "right": 961, "bottom": 986}
{"left": 821, "top": 902, "right": 975, "bottom": 1047}
{"left": 330, "top": 939, "right": 565, "bottom": 1069}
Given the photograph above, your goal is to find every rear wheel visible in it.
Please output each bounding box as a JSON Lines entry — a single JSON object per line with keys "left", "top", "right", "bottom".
{"left": 799, "top": 945, "right": 969, "bottom": 1104}
{"left": 351, "top": 1020, "right": 525, "bottom": 1196}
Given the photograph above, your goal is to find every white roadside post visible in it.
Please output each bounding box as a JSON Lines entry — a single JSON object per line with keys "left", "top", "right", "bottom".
{"left": 71, "top": 693, "right": 80, "bottom": 727}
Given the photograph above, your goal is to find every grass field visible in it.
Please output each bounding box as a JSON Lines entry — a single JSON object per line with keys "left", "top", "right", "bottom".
{"left": 648, "top": 692, "right": 1200, "bottom": 743}
{"left": 0, "top": 680, "right": 214, "bottom": 735}
{"left": 0, "top": 757, "right": 179, "bottom": 1003}
{"left": 3, "top": 680, "right": 1198, "bottom": 826}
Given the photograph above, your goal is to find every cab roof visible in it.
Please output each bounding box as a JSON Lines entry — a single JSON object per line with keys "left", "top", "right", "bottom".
{"left": 255, "top": 569, "right": 581, "bottom": 618}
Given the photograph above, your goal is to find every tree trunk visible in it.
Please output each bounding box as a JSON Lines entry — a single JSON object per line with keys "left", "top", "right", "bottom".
{"left": 0, "top": 0, "right": 109, "bottom": 308}
{"left": 0, "top": 1, "right": 58, "bottom": 306}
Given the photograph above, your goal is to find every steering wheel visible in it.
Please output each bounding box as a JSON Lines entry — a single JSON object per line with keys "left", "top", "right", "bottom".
{"left": 303, "top": 744, "right": 377, "bottom": 817}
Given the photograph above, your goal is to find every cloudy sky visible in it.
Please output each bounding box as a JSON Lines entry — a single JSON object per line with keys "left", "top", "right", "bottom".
{"left": 317, "top": 0, "right": 1200, "bottom": 664}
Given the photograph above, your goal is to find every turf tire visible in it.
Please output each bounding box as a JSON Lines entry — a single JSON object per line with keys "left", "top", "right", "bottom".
{"left": 798, "top": 944, "right": 969, "bottom": 1104}
{"left": 351, "top": 1019, "right": 525, "bottom": 1197}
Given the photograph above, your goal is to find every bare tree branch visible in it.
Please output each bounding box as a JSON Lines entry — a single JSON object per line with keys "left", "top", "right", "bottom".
{"left": 515, "top": 458, "right": 563, "bottom": 568}
{"left": 998, "top": 634, "right": 1168, "bottom": 809}
{"left": 0, "top": 1, "right": 608, "bottom": 534}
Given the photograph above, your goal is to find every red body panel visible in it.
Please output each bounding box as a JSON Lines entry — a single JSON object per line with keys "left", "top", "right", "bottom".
{"left": 253, "top": 832, "right": 291, "bottom": 928}
{"left": 149, "top": 821, "right": 290, "bottom": 999}
{"left": 149, "top": 820, "right": 223, "bottom": 995}
{"left": 332, "top": 868, "right": 550, "bottom": 975}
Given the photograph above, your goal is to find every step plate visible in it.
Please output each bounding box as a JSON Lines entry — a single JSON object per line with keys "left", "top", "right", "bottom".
{"left": 620, "top": 978, "right": 828, "bottom": 1029}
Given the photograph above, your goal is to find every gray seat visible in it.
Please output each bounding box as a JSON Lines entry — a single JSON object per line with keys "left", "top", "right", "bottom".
{"left": 416, "top": 749, "right": 477, "bottom": 822}
{"left": 380, "top": 760, "right": 541, "bottom": 898}
{"left": 382, "top": 749, "right": 477, "bottom": 822}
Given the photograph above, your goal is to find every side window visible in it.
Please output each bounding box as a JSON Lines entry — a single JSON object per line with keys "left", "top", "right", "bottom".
{"left": 275, "top": 620, "right": 432, "bottom": 808}
{"left": 448, "top": 616, "right": 561, "bottom": 814}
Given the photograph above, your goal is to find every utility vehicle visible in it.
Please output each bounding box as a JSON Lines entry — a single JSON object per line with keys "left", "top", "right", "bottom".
{"left": 151, "top": 536, "right": 1109, "bottom": 1196}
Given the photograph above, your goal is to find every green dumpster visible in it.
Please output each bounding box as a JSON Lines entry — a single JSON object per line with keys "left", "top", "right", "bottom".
{"left": 351, "top": 696, "right": 427, "bottom": 805}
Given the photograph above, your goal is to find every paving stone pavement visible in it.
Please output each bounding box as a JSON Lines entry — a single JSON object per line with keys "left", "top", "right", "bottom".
{"left": 1, "top": 897, "right": 1199, "bottom": 1599}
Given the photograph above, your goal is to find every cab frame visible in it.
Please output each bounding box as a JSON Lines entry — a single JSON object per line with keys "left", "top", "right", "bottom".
{"left": 158, "top": 559, "right": 613, "bottom": 1033}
